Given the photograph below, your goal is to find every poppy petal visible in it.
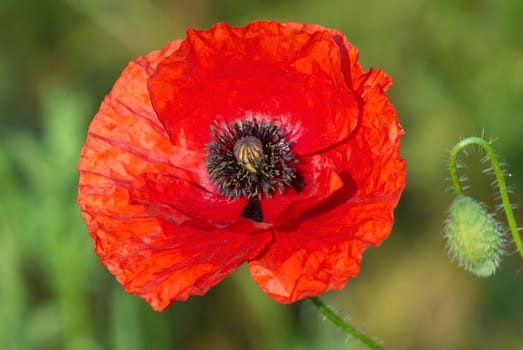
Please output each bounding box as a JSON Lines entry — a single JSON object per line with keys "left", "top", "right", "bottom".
{"left": 129, "top": 172, "right": 273, "bottom": 231}
{"left": 248, "top": 191, "right": 401, "bottom": 302}
{"left": 148, "top": 21, "right": 361, "bottom": 156}
{"left": 78, "top": 38, "right": 272, "bottom": 310}
{"left": 248, "top": 229, "right": 367, "bottom": 302}
{"left": 248, "top": 64, "right": 405, "bottom": 302}
{"left": 103, "top": 218, "right": 272, "bottom": 311}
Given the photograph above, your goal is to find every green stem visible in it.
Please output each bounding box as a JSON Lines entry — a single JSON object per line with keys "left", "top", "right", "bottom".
{"left": 448, "top": 136, "right": 523, "bottom": 261}
{"left": 310, "top": 297, "right": 383, "bottom": 350}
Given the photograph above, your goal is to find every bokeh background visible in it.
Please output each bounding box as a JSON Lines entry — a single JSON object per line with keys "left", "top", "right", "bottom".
{"left": 1, "top": 0, "right": 523, "bottom": 349}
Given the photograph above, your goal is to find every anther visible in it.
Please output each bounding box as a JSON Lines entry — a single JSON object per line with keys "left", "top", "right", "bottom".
{"left": 234, "top": 136, "right": 264, "bottom": 173}
{"left": 206, "top": 117, "right": 303, "bottom": 200}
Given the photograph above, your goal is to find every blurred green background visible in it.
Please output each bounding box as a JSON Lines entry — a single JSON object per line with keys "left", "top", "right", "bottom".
{"left": 1, "top": 0, "right": 523, "bottom": 349}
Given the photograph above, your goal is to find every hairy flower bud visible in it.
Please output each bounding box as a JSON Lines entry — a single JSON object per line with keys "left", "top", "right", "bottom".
{"left": 444, "top": 195, "right": 503, "bottom": 277}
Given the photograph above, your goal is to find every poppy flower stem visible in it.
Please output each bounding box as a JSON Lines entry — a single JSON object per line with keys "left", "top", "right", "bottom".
{"left": 309, "top": 297, "right": 383, "bottom": 350}
{"left": 448, "top": 136, "right": 523, "bottom": 261}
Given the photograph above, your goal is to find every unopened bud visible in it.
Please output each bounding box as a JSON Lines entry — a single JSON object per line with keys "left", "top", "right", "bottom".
{"left": 444, "top": 195, "right": 503, "bottom": 277}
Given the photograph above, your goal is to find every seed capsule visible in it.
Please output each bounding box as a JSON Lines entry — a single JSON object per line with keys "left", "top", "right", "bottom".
{"left": 233, "top": 136, "right": 265, "bottom": 173}
{"left": 444, "top": 195, "right": 503, "bottom": 277}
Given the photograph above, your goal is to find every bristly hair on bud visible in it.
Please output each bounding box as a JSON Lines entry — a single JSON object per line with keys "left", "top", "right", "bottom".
{"left": 444, "top": 194, "right": 504, "bottom": 277}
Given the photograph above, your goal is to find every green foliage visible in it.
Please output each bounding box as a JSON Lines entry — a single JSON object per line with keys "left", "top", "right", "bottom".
{"left": 1, "top": 0, "right": 523, "bottom": 349}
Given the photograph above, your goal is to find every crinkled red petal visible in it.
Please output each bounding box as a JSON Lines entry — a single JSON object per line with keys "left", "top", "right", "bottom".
{"left": 78, "top": 39, "right": 272, "bottom": 310}
{"left": 148, "top": 21, "right": 361, "bottom": 157}
{"left": 249, "top": 64, "right": 405, "bottom": 302}
{"left": 129, "top": 172, "right": 275, "bottom": 232}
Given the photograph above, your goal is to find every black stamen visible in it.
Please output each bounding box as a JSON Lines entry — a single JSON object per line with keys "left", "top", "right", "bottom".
{"left": 206, "top": 117, "right": 303, "bottom": 200}
{"left": 206, "top": 118, "right": 306, "bottom": 223}
{"left": 291, "top": 174, "right": 306, "bottom": 193}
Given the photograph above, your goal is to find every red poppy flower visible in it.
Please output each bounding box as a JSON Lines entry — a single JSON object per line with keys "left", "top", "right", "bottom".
{"left": 78, "top": 20, "right": 405, "bottom": 311}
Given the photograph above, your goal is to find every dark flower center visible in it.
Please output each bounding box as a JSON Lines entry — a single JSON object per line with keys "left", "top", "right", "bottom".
{"left": 206, "top": 118, "right": 304, "bottom": 222}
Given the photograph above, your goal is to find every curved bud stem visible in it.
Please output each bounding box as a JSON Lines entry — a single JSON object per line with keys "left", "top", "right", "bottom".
{"left": 309, "top": 297, "right": 383, "bottom": 350}
{"left": 449, "top": 136, "right": 523, "bottom": 261}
